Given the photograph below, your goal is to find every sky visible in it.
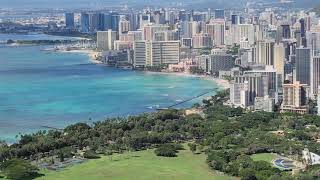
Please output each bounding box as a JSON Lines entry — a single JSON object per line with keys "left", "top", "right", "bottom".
{"left": 0, "top": 0, "right": 318, "bottom": 9}
{"left": 0, "top": 0, "right": 245, "bottom": 9}
{"left": 0, "top": 0, "right": 114, "bottom": 8}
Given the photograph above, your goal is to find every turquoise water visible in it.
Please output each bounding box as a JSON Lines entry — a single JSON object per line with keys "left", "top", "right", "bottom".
{"left": 0, "top": 44, "right": 218, "bottom": 143}
{"left": 0, "top": 33, "right": 82, "bottom": 42}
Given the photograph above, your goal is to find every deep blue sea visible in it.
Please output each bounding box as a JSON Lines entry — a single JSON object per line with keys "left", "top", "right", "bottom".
{"left": 0, "top": 34, "right": 218, "bottom": 143}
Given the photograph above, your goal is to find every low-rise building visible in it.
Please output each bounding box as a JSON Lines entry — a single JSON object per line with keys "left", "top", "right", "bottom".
{"left": 302, "top": 148, "right": 320, "bottom": 165}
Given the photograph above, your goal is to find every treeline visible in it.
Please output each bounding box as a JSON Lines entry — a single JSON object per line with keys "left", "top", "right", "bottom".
{"left": 15, "top": 40, "right": 76, "bottom": 45}
{"left": 1, "top": 90, "right": 320, "bottom": 179}
{"left": 44, "top": 32, "right": 96, "bottom": 40}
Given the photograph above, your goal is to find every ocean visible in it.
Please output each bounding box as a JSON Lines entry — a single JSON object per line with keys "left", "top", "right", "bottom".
{"left": 0, "top": 34, "right": 218, "bottom": 143}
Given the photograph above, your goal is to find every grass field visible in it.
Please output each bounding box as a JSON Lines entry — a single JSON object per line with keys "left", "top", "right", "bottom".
{"left": 37, "top": 147, "right": 233, "bottom": 180}
{"left": 251, "top": 153, "right": 277, "bottom": 163}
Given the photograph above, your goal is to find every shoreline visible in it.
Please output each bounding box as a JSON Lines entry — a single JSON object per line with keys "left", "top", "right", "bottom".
{"left": 53, "top": 48, "right": 230, "bottom": 90}
{"left": 55, "top": 48, "right": 103, "bottom": 64}
{"left": 144, "top": 71, "right": 230, "bottom": 89}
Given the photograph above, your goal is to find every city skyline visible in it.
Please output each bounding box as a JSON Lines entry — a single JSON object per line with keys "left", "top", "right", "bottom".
{"left": 1, "top": 1, "right": 320, "bottom": 179}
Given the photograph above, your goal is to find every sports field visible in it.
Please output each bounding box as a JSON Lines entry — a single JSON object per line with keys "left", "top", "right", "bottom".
{"left": 251, "top": 153, "right": 277, "bottom": 163}
{"left": 37, "top": 148, "right": 233, "bottom": 180}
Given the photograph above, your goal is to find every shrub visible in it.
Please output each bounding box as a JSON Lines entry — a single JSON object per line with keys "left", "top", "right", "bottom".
{"left": 154, "top": 144, "right": 182, "bottom": 157}
{"left": 188, "top": 143, "right": 197, "bottom": 153}
{"left": 0, "top": 159, "right": 40, "bottom": 180}
{"left": 83, "top": 150, "right": 100, "bottom": 159}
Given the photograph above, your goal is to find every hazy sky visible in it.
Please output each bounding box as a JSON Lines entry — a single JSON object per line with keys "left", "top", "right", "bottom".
{"left": 0, "top": 0, "right": 318, "bottom": 9}
{"left": 0, "top": 0, "right": 248, "bottom": 9}
{"left": 0, "top": 0, "right": 116, "bottom": 8}
{"left": 0, "top": 0, "right": 245, "bottom": 9}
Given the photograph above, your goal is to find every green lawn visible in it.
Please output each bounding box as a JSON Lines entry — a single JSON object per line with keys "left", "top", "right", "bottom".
{"left": 251, "top": 153, "right": 277, "bottom": 163}
{"left": 38, "top": 148, "right": 233, "bottom": 180}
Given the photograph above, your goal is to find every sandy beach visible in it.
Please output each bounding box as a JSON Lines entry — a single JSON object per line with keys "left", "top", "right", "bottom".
{"left": 144, "top": 71, "right": 230, "bottom": 89}
{"left": 56, "top": 48, "right": 102, "bottom": 64}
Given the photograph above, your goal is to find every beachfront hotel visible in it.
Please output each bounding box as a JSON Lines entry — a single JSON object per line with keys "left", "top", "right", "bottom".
{"left": 133, "top": 41, "right": 180, "bottom": 67}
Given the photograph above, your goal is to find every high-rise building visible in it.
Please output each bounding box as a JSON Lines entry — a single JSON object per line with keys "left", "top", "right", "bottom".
{"left": 133, "top": 41, "right": 180, "bottom": 67}
{"left": 239, "top": 48, "right": 254, "bottom": 66}
{"left": 166, "top": 30, "right": 179, "bottom": 41}
{"left": 180, "top": 21, "right": 199, "bottom": 38}
{"left": 243, "top": 66, "right": 277, "bottom": 96}
{"left": 200, "top": 53, "right": 235, "bottom": 75}
{"left": 181, "top": 38, "right": 192, "bottom": 48}
{"left": 295, "top": 47, "right": 311, "bottom": 85}
{"left": 230, "top": 81, "right": 249, "bottom": 108}
{"left": 230, "top": 24, "right": 255, "bottom": 45}
{"left": 143, "top": 24, "right": 169, "bottom": 41}
{"left": 205, "top": 20, "right": 225, "bottom": 47}
{"left": 318, "top": 87, "right": 320, "bottom": 115}
{"left": 212, "top": 20, "right": 225, "bottom": 46}
{"left": 179, "top": 21, "right": 189, "bottom": 38}
{"left": 140, "top": 13, "right": 151, "bottom": 29}
{"left": 274, "top": 43, "right": 285, "bottom": 87}
{"left": 281, "top": 81, "right": 309, "bottom": 114}
{"left": 127, "top": 13, "right": 139, "bottom": 31}
{"left": 231, "top": 14, "right": 239, "bottom": 25}
{"left": 167, "top": 11, "right": 176, "bottom": 25}
{"left": 214, "top": 9, "right": 225, "bottom": 19}
{"left": 281, "top": 24, "right": 291, "bottom": 39}
{"left": 97, "top": 13, "right": 105, "bottom": 31}
{"left": 102, "top": 13, "right": 112, "bottom": 31}
{"left": 119, "top": 17, "right": 130, "bottom": 34}
{"left": 311, "top": 56, "right": 320, "bottom": 96}
{"left": 89, "top": 13, "right": 100, "bottom": 32}
{"left": 233, "top": 73, "right": 269, "bottom": 105}
{"left": 133, "top": 41, "right": 146, "bottom": 67}
{"left": 128, "top": 31, "right": 143, "bottom": 41}
{"left": 192, "top": 33, "right": 212, "bottom": 49}
{"left": 153, "top": 30, "right": 179, "bottom": 41}
{"left": 179, "top": 10, "right": 191, "bottom": 21}
{"left": 155, "top": 41, "right": 180, "bottom": 65}
{"left": 307, "top": 31, "right": 320, "bottom": 56}
{"left": 97, "top": 31, "right": 109, "bottom": 51}
{"left": 300, "top": 18, "right": 307, "bottom": 47}
{"left": 81, "top": 13, "right": 90, "bottom": 32}
{"left": 153, "top": 32, "right": 166, "bottom": 41}
{"left": 96, "top": 30, "right": 117, "bottom": 51}
{"left": 205, "top": 23, "right": 214, "bottom": 42}
{"left": 152, "top": 11, "right": 165, "bottom": 24}
{"left": 65, "top": 13, "right": 74, "bottom": 28}
{"left": 254, "top": 96, "right": 275, "bottom": 112}
{"left": 255, "top": 40, "right": 275, "bottom": 66}
{"left": 111, "top": 13, "right": 120, "bottom": 31}
{"left": 206, "top": 8, "right": 212, "bottom": 21}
